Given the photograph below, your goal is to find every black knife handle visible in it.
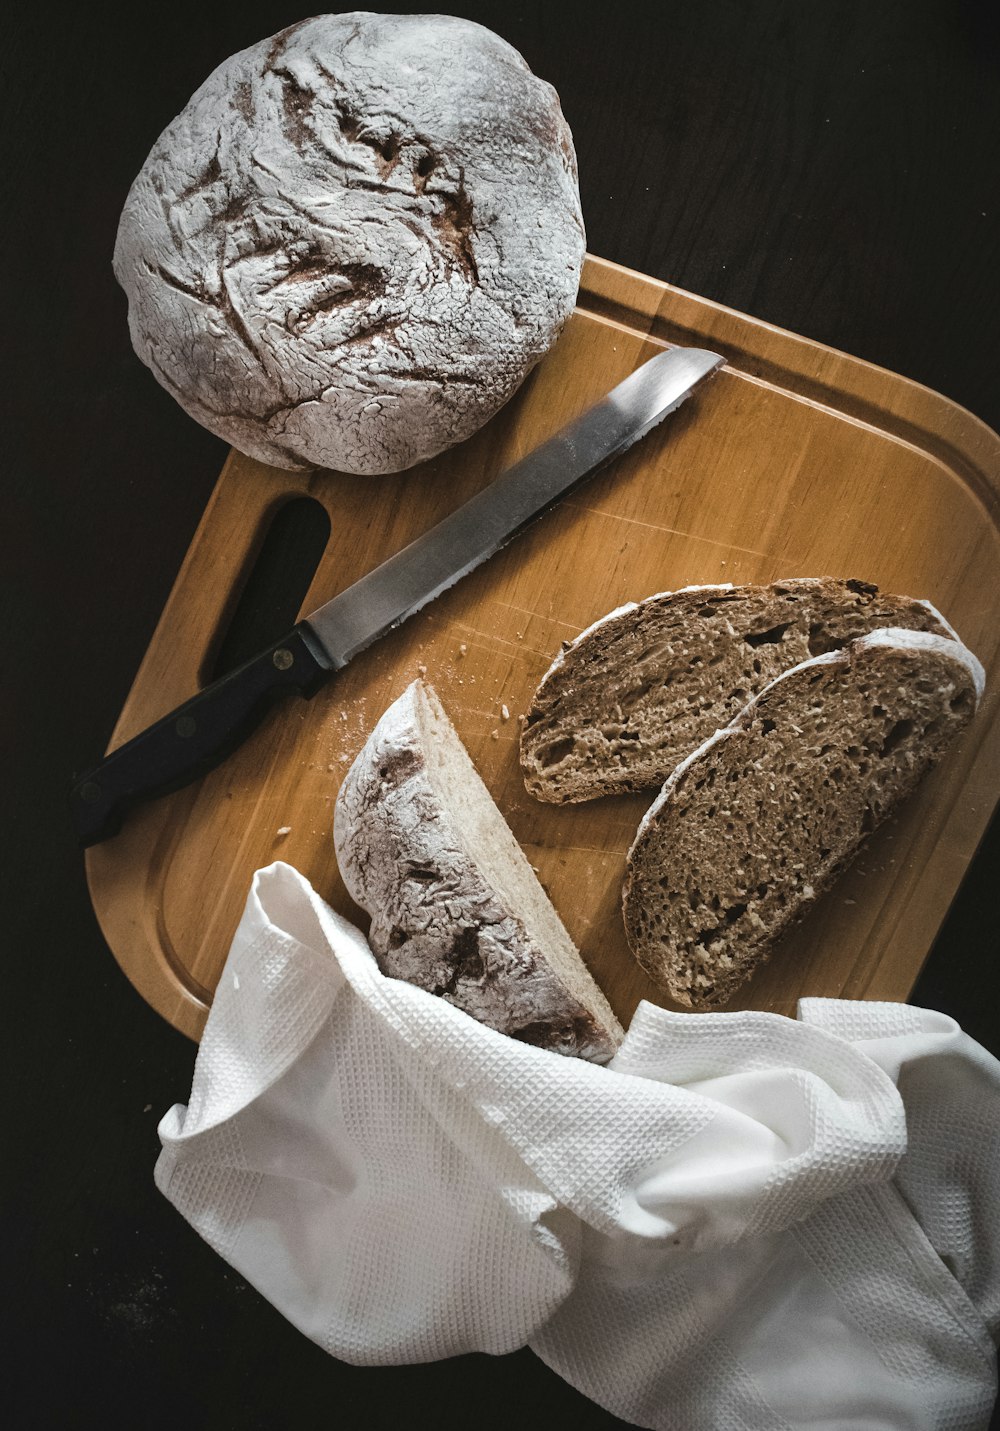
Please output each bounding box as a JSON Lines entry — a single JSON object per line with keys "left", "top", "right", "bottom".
{"left": 70, "top": 626, "right": 332, "bottom": 847}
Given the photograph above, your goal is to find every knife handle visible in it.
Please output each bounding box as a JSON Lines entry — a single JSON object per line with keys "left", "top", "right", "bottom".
{"left": 70, "top": 626, "right": 332, "bottom": 847}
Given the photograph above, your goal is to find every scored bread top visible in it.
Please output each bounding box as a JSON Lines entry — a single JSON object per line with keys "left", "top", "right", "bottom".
{"left": 520, "top": 578, "right": 954, "bottom": 804}
{"left": 622, "top": 628, "right": 984, "bottom": 1010}
{"left": 334, "top": 680, "right": 623, "bottom": 1061}
{"left": 114, "top": 14, "right": 585, "bottom": 475}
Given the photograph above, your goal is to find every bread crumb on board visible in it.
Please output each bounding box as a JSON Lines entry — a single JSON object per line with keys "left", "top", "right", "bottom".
{"left": 500, "top": 703, "right": 510, "bottom": 721}
{"left": 275, "top": 826, "right": 292, "bottom": 838}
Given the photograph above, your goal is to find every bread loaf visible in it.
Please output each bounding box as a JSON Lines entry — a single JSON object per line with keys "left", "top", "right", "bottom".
{"left": 622, "top": 628, "right": 984, "bottom": 1009}
{"left": 334, "top": 681, "right": 622, "bottom": 1061}
{"left": 520, "top": 579, "right": 954, "bottom": 803}
{"left": 114, "top": 14, "right": 585, "bottom": 475}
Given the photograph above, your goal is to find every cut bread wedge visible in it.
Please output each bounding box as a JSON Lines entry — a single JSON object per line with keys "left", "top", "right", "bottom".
{"left": 520, "top": 578, "right": 955, "bottom": 803}
{"left": 622, "top": 628, "right": 984, "bottom": 1010}
{"left": 334, "top": 680, "right": 623, "bottom": 1061}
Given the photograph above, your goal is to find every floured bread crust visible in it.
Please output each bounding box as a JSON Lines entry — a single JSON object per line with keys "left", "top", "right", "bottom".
{"left": 334, "top": 681, "right": 622, "bottom": 1061}
{"left": 521, "top": 578, "right": 954, "bottom": 803}
{"left": 114, "top": 13, "right": 585, "bottom": 474}
{"left": 622, "top": 628, "right": 983, "bottom": 1009}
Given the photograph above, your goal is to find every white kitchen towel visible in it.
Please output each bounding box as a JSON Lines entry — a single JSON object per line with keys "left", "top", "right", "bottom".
{"left": 155, "top": 862, "right": 999, "bottom": 1429}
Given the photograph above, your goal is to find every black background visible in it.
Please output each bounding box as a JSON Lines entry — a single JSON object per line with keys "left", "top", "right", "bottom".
{"left": 3, "top": 2, "right": 999, "bottom": 1426}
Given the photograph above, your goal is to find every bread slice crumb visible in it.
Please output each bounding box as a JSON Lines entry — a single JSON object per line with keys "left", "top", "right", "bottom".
{"left": 622, "top": 628, "right": 982, "bottom": 1009}
{"left": 521, "top": 578, "right": 956, "bottom": 804}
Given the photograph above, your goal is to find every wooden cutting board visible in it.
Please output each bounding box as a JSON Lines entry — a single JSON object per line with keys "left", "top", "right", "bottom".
{"left": 87, "top": 255, "right": 1000, "bottom": 1042}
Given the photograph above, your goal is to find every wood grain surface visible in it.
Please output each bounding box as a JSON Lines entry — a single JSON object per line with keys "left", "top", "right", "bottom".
{"left": 87, "top": 256, "right": 1000, "bottom": 1041}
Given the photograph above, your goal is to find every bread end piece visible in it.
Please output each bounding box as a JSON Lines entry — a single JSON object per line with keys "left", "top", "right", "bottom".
{"left": 335, "top": 680, "right": 623, "bottom": 1060}
{"left": 622, "top": 628, "right": 983, "bottom": 1009}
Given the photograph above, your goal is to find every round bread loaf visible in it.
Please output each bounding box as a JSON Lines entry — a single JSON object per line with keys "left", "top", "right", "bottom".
{"left": 114, "top": 13, "right": 586, "bottom": 475}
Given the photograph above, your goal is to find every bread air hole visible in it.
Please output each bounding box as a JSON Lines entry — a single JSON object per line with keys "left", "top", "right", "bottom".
{"left": 538, "top": 736, "right": 576, "bottom": 768}
{"left": 620, "top": 681, "right": 657, "bottom": 710}
{"left": 880, "top": 719, "right": 913, "bottom": 756}
{"left": 744, "top": 622, "right": 792, "bottom": 648}
{"left": 806, "top": 623, "right": 839, "bottom": 657}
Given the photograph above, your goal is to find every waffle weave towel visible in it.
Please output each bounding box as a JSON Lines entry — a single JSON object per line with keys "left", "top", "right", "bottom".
{"left": 156, "top": 863, "right": 999, "bottom": 1429}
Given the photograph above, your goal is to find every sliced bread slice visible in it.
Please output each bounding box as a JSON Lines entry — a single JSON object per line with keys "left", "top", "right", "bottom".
{"left": 520, "top": 578, "right": 955, "bottom": 803}
{"left": 622, "top": 628, "right": 984, "bottom": 1010}
{"left": 334, "top": 680, "right": 623, "bottom": 1061}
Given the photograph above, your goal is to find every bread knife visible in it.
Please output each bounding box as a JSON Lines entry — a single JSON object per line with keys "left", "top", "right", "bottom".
{"left": 71, "top": 345, "right": 723, "bottom": 845}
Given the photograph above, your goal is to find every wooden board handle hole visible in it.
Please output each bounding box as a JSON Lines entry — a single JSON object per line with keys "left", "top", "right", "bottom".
{"left": 205, "top": 496, "right": 332, "bottom": 683}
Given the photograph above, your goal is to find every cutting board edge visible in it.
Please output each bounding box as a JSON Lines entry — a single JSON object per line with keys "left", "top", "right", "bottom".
{"left": 86, "top": 254, "right": 1000, "bottom": 1042}
{"left": 581, "top": 255, "right": 1000, "bottom": 517}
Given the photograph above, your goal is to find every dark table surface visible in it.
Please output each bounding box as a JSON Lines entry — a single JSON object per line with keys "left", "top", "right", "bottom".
{"left": 4, "top": 2, "right": 998, "bottom": 1427}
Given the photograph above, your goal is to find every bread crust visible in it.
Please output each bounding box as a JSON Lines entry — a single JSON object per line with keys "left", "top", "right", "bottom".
{"left": 622, "top": 628, "right": 983, "bottom": 1009}
{"left": 334, "top": 682, "right": 622, "bottom": 1061}
{"left": 520, "top": 578, "right": 953, "bottom": 804}
{"left": 114, "top": 14, "right": 585, "bottom": 475}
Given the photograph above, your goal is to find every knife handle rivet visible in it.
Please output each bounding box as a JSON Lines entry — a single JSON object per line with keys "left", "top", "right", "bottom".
{"left": 175, "top": 715, "right": 197, "bottom": 739}
{"left": 272, "top": 647, "right": 294, "bottom": 671}
{"left": 79, "top": 781, "right": 101, "bottom": 805}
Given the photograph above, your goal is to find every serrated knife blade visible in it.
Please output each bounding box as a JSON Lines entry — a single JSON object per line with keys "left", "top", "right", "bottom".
{"left": 71, "top": 345, "right": 723, "bottom": 845}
